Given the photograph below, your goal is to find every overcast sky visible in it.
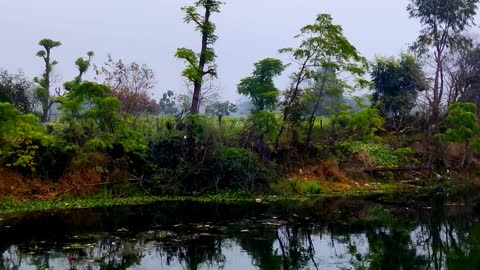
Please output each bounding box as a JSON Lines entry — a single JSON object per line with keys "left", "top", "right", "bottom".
{"left": 0, "top": 0, "right": 461, "bottom": 101}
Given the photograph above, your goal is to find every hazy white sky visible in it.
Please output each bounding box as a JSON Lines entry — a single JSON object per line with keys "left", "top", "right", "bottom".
{"left": 0, "top": 0, "right": 460, "bottom": 101}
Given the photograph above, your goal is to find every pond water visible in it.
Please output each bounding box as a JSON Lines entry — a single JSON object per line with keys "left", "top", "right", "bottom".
{"left": 2, "top": 191, "right": 480, "bottom": 270}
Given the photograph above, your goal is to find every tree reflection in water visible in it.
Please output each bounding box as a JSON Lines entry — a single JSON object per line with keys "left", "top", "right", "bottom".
{"left": 2, "top": 194, "right": 480, "bottom": 269}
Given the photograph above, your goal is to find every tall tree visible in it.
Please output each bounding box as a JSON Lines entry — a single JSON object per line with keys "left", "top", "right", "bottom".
{"left": 34, "top": 38, "right": 62, "bottom": 122}
{"left": 276, "top": 14, "right": 368, "bottom": 146}
{"left": 237, "top": 58, "right": 286, "bottom": 112}
{"left": 371, "top": 54, "right": 428, "bottom": 131}
{"left": 0, "top": 69, "right": 35, "bottom": 114}
{"left": 408, "top": 0, "right": 479, "bottom": 123}
{"left": 176, "top": 0, "right": 223, "bottom": 115}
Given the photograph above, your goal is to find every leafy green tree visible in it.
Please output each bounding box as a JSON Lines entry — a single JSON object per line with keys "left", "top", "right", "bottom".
{"left": 0, "top": 69, "right": 36, "bottom": 114}
{"left": 205, "top": 100, "right": 237, "bottom": 117}
{"left": 176, "top": 0, "right": 223, "bottom": 115}
{"left": 276, "top": 14, "right": 368, "bottom": 146}
{"left": 408, "top": 0, "right": 479, "bottom": 123}
{"left": 159, "top": 90, "right": 178, "bottom": 116}
{"left": 443, "top": 102, "right": 480, "bottom": 166}
{"left": 59, "top": 54, "right": 147, "bottom": 154}
{"left": 371, "top": 54, "right": 428, "bottom": 131}
{"left": 248, "top": 111, "right": 282, "bottom": 144}
{"left": 34, "top": 38, "right": 62, "bottom": 122}
{"left": 0, "top": 102, "right": 53, "bottom": 172}
{"left": 215, "top": 147, "right": 263, "bottom": 191}
{"left": 237, "top": 58, "right": 286, "bottom": 112}
{"left": 331, "top": 98, "right": 386, "bottom": 144}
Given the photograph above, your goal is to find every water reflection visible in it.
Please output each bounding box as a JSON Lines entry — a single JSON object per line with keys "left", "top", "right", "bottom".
{"left": 1, "top": 193, "right": 480, "bottom": 269}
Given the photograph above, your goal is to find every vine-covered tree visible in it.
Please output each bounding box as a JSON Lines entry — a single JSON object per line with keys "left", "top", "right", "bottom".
{"left": 371, "top": 54, "right": 428, "bottom": 131}
{"left": 408, "top": 0, "right": 479, "bottom": 123}
{"left": 0, "top": 69, "right": 36, "bottom": 114}
{"left": 34, "top": 38, "right": 62, "bottom": 122}
{"left": 237, "top": 58, "right": 286, "bottom": 112}
{"left": 176, "top": 0, "right": 223, "bottom": 115}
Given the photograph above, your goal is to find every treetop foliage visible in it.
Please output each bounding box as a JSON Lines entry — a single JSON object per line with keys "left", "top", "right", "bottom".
{"left": 371, "top": 54, "right": 428, "bottom": 128}
{"left": 408, "top": 0, "right": 479, "bottom": 54}
{"left": 280, "top": 14, "right": 368, "bottom": 74}
{"left": 238, "top": 58, "right": 286, "bottom": 112}
{"left": 0, "top": 69, "right": 35, "bottom": 114}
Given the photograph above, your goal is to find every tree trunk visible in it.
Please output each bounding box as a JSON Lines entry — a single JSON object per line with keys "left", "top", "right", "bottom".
{"left": 191, "top": 81, "right": 202, "bottom": 114}
{"left": 306, "top": 69, "right": 328, "bottom": 144}
{"left": 190, "top": 3, "right": 211, "bottom": 115}
{"left": 274, "top": 57, "right": 311, "bottom": 150}
{"left": 41, "top": 49, "right": 52, "bottom": 123}
{"left": 431, "top": 47, "right": 444, "bottom": 126}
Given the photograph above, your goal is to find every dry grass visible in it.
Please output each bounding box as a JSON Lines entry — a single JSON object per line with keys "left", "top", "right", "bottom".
{"left": 0, "top": 152, "right": 132, "bottom": 200}
{"left": 295, "top": 157, "right": 351, "bottom": 184}
{"left": 0, "top": 170, "right": 57, "bottom": 200}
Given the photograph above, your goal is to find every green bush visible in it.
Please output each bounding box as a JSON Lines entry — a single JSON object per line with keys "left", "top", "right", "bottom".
{"left": 303, "top": 182, "right": 323, "bottom": 194}
{"left": 271, "top": 178, "right": 324, "bottom": 195}
{"left": 0, "top": 102, "right": 54, "bottom": 173}
{"left": 334, "top": 106, "right": 385, "bottom": 143}
{"left": 271, "top": 178, "right": 303, "bottom": 194}
{"left": 340, "top": 142, "right": 397, "bottom": 167}
{"left": 215, "top": 147, "right": 272, "bottom": 191}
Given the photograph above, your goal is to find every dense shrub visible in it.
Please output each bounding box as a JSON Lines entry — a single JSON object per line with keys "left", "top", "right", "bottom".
{"left": 214, "top": 147, "right": 265, "bottom": 191}
{"left": 0, "top": 102, "right": 54, "bottom": 174}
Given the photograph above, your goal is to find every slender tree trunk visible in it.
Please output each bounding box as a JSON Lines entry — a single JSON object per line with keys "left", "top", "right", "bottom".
{"left": 191, "top": 81, "right": 202, "bottom": 114}
{"left": 190, "top": 4, "right": 211, "bottom": 115}
{"left": 432, "top": 47, "right": 444, "bottom": 126}
{"left": 274, "top": 57, "right": 310, "bottom": 150}
{"left": 41, "top": 49, "right": 52, "bottom": 123}
{"left": 306, "top": 69, "right": 328, "bottom": 144}
{"left": 432, "top": 62, "right": 441, "bottom": 124}
{"left": 462, "top": 140, "right": 471, "bottom": 167}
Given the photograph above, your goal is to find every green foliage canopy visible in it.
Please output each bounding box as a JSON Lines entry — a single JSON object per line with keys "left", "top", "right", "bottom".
{"left": 444, "top": 103, "right": 480, "bottom": 146}
{"left": 237, "top": 58, "right": 286, "bottom": 112}
{"left": 371, "top": 54, "right": 427, "bottom": 129}
{"left": 0, "top": 69, "right": 36, "bottom": 114}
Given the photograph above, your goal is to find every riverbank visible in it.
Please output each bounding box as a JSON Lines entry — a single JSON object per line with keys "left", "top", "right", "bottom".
{"left": 0, "top": 181, "right": 459, "bottom": 218}
{"left": 2, "top": 182, "right": 478, "bottom": 270}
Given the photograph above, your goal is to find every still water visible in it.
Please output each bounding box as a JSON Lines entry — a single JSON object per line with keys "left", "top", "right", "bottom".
{"left": 1, "top": 191, "right": 480, "bottom": 270}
